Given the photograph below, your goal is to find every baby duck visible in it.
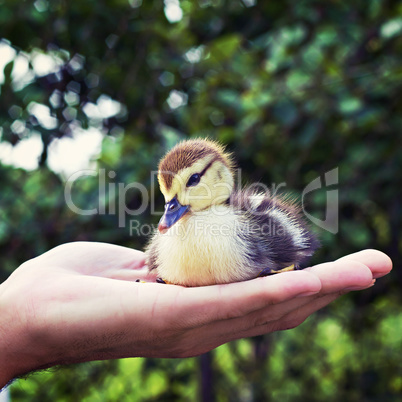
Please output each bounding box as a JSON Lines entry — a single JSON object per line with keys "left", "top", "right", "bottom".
{"left": 146, "top": 139, "right": 319, "bottom": 287}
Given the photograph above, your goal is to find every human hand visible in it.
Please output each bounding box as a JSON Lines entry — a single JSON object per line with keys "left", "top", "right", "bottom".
{"left": 0, "top": 243, "right": 392, "bottom": 388}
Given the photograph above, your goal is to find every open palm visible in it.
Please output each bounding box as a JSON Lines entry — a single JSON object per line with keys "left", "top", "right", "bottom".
{"left": 0, "top": 242, "right": 392, "bottom": 387}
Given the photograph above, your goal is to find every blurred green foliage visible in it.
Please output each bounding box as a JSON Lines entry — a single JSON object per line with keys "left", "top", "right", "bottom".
{"left": 1, "top": 0, "right": 401, "bottom": 400}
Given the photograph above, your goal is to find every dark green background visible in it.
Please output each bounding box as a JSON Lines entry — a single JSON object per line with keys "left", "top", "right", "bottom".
{"left": 1, "top": 0, "right": 401, "bottom": 400}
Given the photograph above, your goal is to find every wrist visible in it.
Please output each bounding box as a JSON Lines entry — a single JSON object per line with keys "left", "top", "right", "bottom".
{"left": 0, "top": 279, "right": 19, "bottom": 388}
{"left": 0, "top": 272, "right": 53, "bottom": 388}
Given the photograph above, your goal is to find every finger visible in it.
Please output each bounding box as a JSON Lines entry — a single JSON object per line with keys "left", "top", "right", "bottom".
{"left": 181, "top": 292, "right": 340, "bottom": 355}
{"left": 274, "top": 293, "right": 339, "bottom": 331}
{"left": 181, "top": 251, "right": 389, "bottom": 331}
{"left": 217, "top": 292, "right": 340, "bottom": 343}
{"left": 252, "top": 293, "right": 340, "bottom": 337}
{"left": 192, "top": 290, "right": 317, "bottom": 344}
{"left": 247, "top": 293, "right": 319, "bottom": 327}
{"left": 37, "top": 242, "right": 147, "bottom": 275}
{"left": 206, "top": 260, "right": 379, "bottom": 343}
{"left": 336, "top": 249, "right": 393, "bottom": 279}
{"left": 174, "top": 270, "right": 322, "bottom": 328}
{"left": 304, "top": 260, "right": 373, "bottom": 293}
{"left": 200, "top": 262, "right": 376, "bottom": 342}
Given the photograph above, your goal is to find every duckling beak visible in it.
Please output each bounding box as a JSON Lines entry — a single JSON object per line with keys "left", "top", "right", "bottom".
{"left": 158, "top": 197, "right": 190, "bottom": 234}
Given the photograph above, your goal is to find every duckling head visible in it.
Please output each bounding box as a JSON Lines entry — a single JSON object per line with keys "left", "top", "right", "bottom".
{"left": 157, "top": 139, "right": 235, "bottom": 233}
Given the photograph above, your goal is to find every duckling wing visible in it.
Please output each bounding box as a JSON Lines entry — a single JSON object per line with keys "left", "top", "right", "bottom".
{"left": 145, "top": 232, "right": 159, "bottom": 272}
{"left": 230, "top": 190, "right": 320, "bottom": 272}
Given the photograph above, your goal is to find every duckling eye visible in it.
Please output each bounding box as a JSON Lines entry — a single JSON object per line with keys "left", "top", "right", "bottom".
{"left": 186, "top": 173, "right": 201, "bottom": 187}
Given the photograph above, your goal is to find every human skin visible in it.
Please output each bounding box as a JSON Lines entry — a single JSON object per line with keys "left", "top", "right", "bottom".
{"left": 0, "top": 242, "right": 392, "bottom": 388}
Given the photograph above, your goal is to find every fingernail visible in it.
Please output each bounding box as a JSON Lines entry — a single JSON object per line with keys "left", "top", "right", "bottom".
{"left": 344, "top": 279, "right": 376, "bottom": 291}
{"left": 296, "top": 291, "right": 319, "bottom": 298}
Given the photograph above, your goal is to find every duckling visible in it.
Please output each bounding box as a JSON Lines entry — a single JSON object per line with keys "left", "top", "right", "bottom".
{"left": 146, "top": 139, "right": 319, "bottom": 287}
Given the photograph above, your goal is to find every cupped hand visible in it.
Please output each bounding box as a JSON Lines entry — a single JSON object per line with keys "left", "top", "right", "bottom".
{"left": 0, "top": 242, "right": 392, "bottom": 387}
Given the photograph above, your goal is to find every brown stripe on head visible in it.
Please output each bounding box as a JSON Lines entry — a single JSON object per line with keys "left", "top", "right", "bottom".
{"left": 158, "top": 139, "right": 234, "bottom": 190}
